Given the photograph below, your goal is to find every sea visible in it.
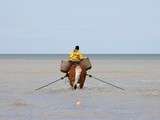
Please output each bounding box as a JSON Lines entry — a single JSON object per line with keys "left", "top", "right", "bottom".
{"left": 0, "top": 54, "right": 160, "bottom": 120}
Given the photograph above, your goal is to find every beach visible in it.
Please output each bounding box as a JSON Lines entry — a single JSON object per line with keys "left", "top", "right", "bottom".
{"left": 0, "top": 55, "right": 160, "bottom": 120}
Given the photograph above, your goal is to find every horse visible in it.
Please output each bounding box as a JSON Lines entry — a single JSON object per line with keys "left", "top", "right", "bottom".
{"left": 67, "top": 62, "right": 87, "bottom": 89}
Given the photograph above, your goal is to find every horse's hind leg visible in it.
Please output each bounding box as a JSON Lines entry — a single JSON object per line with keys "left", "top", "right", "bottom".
{"left": 74, "top": 84, "right": 77, "bottom": 89}
{"left": 68, "top": 75, "right": 74, "bottom": 88}
{"left": 69, "top": 80, "right": 73, "bottom": 87}
{"left": 79, "top": 73, "right": 86, "bottom": 89}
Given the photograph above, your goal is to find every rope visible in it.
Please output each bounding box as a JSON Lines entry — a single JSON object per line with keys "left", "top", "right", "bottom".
{"left": 35, "top": 75, "right": 67, "bottom": 91}
{"left": 87, "top": 74, "right": 125, "bottom": 91}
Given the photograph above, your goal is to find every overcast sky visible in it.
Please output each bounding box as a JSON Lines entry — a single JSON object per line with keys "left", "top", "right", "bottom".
{"left": 0, "top": 0, "right": 160, "bottom": 54}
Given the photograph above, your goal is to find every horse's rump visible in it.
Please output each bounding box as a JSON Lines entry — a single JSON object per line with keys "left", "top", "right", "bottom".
{"left": 68, "top": 62, "right": 86, "bottom": 89}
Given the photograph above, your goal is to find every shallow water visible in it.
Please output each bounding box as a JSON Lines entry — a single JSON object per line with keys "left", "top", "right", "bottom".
{"left": 0, "top": 56, "right": 160, "bottom": 120}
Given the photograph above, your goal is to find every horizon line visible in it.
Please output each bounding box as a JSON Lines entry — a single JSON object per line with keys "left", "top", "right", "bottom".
{"left": 0, "top": 53, "right": 160, "bottom": 55}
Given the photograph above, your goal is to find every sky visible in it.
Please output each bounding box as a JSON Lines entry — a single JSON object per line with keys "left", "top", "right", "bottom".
{"left": 0, "top": 0, "right": 160, "bottom": 54}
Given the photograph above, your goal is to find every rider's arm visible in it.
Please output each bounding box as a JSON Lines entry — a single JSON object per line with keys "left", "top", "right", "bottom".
{"left": 69, "top": 52, "right": 74, "bottom": 61}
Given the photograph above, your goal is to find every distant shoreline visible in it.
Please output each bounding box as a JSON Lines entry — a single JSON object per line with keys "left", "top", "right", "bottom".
{"left": 0, "top": 54, "right": 160, "bottom": 60}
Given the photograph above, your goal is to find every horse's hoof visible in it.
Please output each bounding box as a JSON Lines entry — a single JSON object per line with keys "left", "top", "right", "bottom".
{"left": 74, "top": 84, "right": 77, "bottom": 90}
{"left": 80, "top": 85, "right": 84, "bottom": 89}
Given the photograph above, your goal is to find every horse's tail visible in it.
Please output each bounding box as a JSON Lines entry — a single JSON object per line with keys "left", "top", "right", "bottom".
{"left": 73, "top": 65, "right": 82, "bottom": 89}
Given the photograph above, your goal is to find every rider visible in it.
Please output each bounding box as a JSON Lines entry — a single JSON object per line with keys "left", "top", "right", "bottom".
{"left": 69, "top": 45, "right": 85, "bottom": 63}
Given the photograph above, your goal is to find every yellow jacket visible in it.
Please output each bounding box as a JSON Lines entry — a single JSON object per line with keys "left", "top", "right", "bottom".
{"left": 69, "top": 50, "right": 85, "bottom": 61}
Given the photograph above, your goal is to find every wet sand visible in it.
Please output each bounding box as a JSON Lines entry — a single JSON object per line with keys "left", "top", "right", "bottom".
{"left": 0, "top": 59, "right": 160, "bottom": 120}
